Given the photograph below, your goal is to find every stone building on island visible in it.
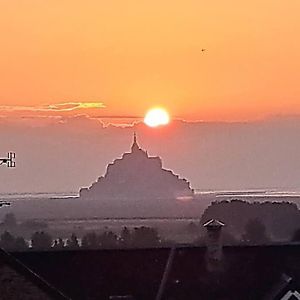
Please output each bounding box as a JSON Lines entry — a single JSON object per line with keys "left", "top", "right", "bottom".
{"left": 79, "top": 133, "right": 194, "bottom": 200}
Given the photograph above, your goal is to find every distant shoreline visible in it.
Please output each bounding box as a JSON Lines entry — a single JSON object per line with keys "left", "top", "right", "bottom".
{"left": 2, "top": 189, "right": 300, "bottom": 200}
{"left": 1, "top": 190, "right": 300, "bottom": 222}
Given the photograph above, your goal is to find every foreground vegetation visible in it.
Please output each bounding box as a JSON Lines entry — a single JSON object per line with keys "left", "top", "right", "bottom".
{"left": 2, "top": 199, "right": 300, "bottom": 251}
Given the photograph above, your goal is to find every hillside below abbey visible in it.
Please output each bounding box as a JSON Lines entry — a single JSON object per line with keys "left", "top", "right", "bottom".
{"left": 80, "top": 134, "right": 194, "bottom": 200}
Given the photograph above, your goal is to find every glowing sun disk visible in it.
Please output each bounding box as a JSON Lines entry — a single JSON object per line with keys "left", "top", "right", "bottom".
{"left": 144, "top": 108, "right": 170, "bottom": 127}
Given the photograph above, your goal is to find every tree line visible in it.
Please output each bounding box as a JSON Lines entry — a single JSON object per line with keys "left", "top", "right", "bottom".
{"left": 201, "top": 199, "right": 300, "bottom": 241}
{"left": 0, "top": 226, "right": 164, "bottom": 252}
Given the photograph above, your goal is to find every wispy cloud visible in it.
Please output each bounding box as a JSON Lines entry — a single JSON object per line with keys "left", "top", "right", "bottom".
{"left": 0, "top": 102, "right": 105, "bottom": 113}
{"left": 0, "top": 102, "right": 148, "bottom": 127}
{"left": 92, "top": 115, "right": 142, "bottom": 119}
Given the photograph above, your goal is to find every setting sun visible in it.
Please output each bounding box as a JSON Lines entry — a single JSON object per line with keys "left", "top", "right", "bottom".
{"left": 144, "top": 108, "right": 170, "bottom": 127}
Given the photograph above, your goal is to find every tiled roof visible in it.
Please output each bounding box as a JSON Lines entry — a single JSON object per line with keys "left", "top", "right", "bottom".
{"left": 12, "top": 244, "right": 300, "bottom": 300}
{"left": 0, "top": 248, "right": 69, "bottom": 300}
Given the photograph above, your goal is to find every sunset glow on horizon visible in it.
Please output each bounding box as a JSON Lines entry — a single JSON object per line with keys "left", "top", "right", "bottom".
{"left": 1, "top": 1, "right": 300, "bottom": 124}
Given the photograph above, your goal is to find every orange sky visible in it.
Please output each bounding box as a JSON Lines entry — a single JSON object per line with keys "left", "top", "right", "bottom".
{"left": 1, "top": 0, "right": 300, "bottom": 122}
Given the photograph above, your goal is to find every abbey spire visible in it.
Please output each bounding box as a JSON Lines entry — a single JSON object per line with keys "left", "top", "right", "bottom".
{"left": 131, "top": 132, "right": 140, "bottom": 153}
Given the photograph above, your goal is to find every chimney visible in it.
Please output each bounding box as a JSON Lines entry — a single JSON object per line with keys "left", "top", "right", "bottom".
{"left": 203, "top": 219, "right": 225, "bottom": 272}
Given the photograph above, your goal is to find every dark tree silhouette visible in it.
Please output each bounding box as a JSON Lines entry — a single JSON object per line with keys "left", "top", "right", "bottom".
{"left": 242, "top": 218, "right": 269, "bottom": 244}
{"left": 14, "top": 236, "right": 28, "bottom": 251}
{"left": 0, "top": 232, "right": 29, "bottom": 251}
{"left": 0, "top": 231, "right": 15, "bottom": 251}
{"left": 66, "top": 233, "right": 80, "bottom": 249}
{"left": 53, "top": 238, "right": 65, "bottom": 250}
{"left": 120, "top": 226, "right": 132, "bottom": 248}
{"left": 120, "top": 226, "right": 162, "bottom": 248}
{"left": 81, "top": 232, "right": 99, "bottom": 249}
{"left": 31, "top": 231, "right": 53, "bottom": 251}
{"left": 131, "top": 226, "right": 161, "bottom": 248}
{"left": 201, "top": 199, "right": 299, "bottom": 240}
{"left": 98, "top": 231, "right": 119, "bottom": 248}
{"left": 80, "top": 227, "right": 161, "bottom": 249}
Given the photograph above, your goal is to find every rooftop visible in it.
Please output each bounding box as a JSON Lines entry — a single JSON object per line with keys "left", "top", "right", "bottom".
{"left": 12, "top": 244, "right": 300, "bottom": 300}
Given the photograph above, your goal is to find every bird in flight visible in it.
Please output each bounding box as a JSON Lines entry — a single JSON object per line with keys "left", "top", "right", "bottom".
{"left": 201, "top": 48, "right": 206, "bottom": 52}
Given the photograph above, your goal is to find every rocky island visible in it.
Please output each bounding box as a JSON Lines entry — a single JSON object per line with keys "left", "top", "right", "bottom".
{"left": 80, "top": 134, "right": 194, "bottom": 201}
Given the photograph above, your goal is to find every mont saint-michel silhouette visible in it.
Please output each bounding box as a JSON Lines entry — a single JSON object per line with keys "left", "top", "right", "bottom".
{"left": 80, "top": 133, "right": 194, "bottom": 200}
